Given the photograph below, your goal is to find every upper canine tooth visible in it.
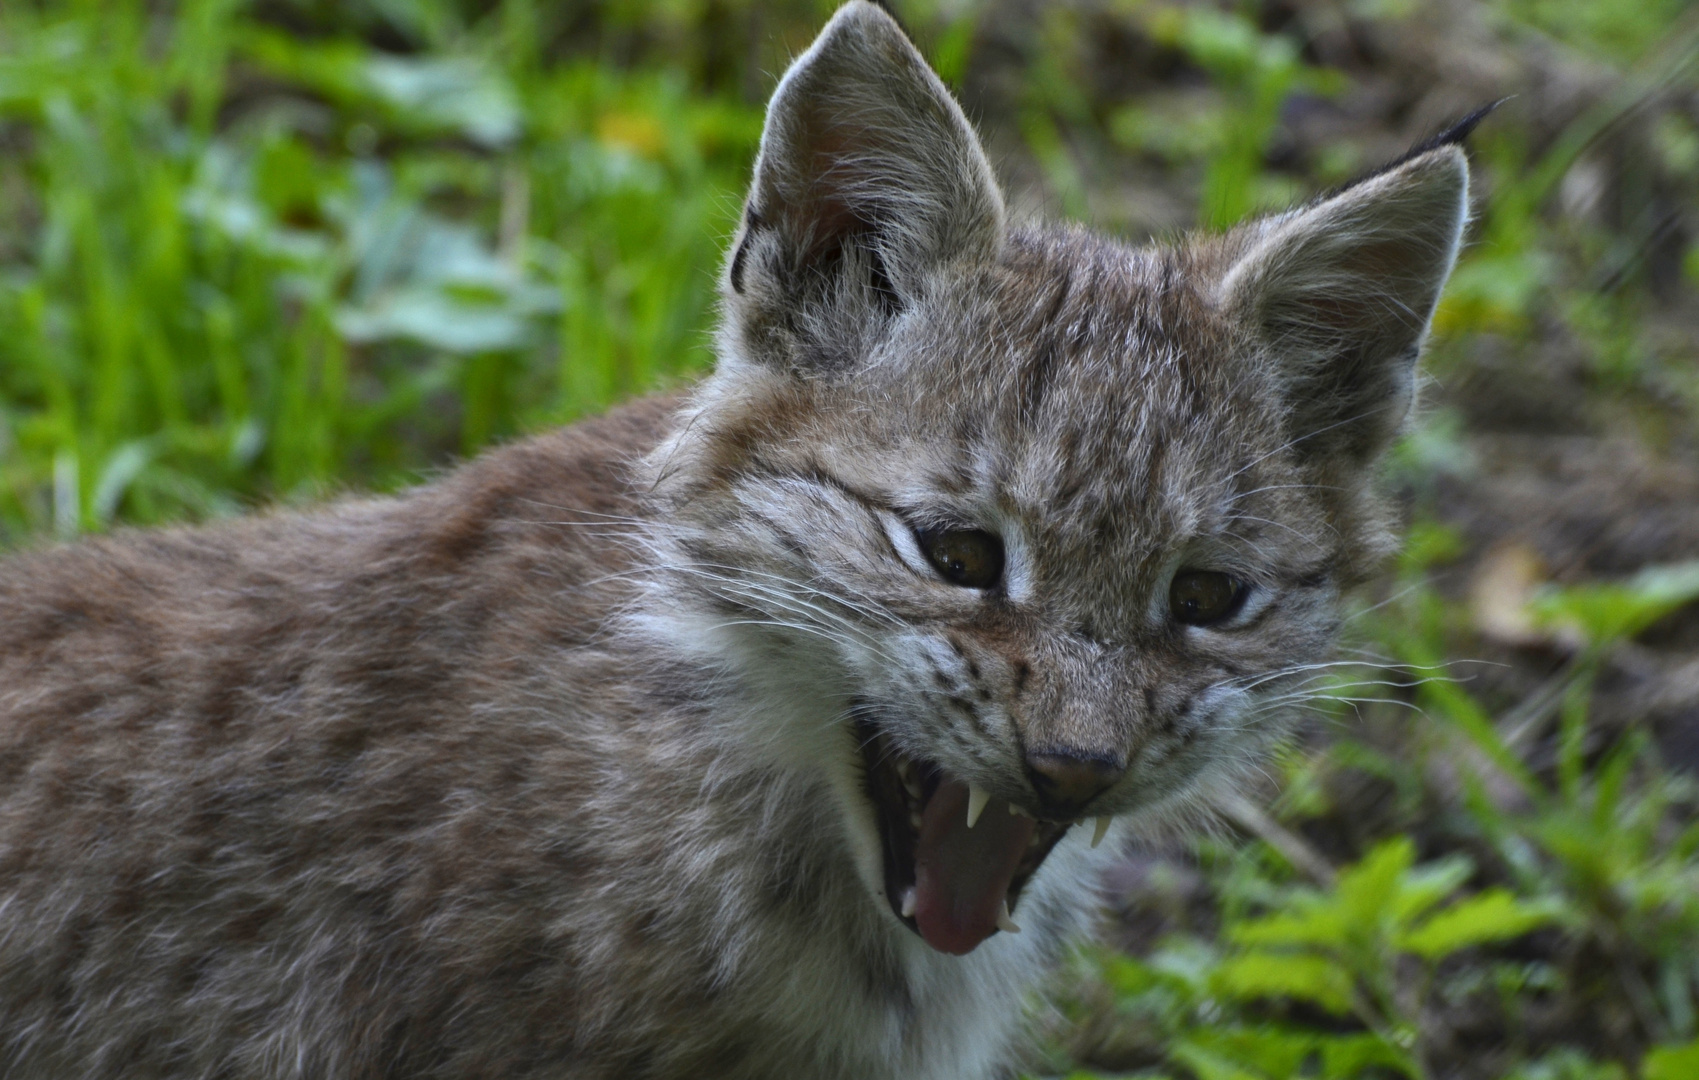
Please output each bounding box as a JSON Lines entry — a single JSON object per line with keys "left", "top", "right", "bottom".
{"left": 966, "top": 785, "right": 990, "bottom": 828}
{"left": 996, "top": 899, "right": 1021, "bottom": 934}
{"left": 900, "top": 887, "right": 918, "bottom": 919}
{"left": 1091, "top": 816, "right": 1112, "bottom": 849}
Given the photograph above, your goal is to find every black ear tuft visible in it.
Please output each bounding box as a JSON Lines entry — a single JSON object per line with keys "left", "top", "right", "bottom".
{"left": 1412, "top": 98, "right": 1511, "bottom": 153}
{"left": 1334, "top": 99, "right": 1507, "bottom": 197}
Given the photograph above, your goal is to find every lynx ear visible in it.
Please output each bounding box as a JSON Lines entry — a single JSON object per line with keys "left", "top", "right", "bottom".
{"left": 725, "top": 1, "right": 1004, "bottom": 364}
{"left": 1220, "top": 145, "right": 1470, "bottom": 463}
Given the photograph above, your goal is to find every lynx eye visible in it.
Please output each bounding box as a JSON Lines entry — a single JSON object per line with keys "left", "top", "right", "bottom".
{"left": 1169, "top": 570, "right": 1247, "bottom": 626}
{"left": 916, "top": 528, "right": 1004, "bottom": 589}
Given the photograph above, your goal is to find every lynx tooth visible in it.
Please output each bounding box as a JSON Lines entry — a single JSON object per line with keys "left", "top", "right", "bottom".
{"left": 996, "top": 900, "right": 1021, "bottom": 934}
{"left": 1091, "top": 816, "right": 1112, "bottom": 849}
{"left": 965, "top": 785, "right": 989, "bottom": 828}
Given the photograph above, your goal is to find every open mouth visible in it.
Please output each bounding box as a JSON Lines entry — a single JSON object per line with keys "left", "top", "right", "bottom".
{"left": 857, "top": 720, "right": 1073, "bottom": 955}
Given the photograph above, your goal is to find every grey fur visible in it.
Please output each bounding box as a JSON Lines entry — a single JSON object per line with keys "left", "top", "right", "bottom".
{"left": 0, "top": 4, "right": 1470, "bottom": 1077}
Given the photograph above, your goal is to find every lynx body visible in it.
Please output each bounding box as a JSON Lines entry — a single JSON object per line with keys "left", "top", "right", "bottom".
{"left": 0, "top": 5, "right": 1471, "bottom": 1078}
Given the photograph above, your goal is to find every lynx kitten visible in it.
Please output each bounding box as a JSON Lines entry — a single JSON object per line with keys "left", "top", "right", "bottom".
{"left": 0, "top": 4, "right": 1473, "bottom": 1077}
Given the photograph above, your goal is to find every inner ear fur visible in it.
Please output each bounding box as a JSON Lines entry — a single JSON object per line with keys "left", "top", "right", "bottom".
{"left": 1220, "top": 146, "right": 1470, "bottom": 463}
{"left": 724, "top": 1, "right": 1004, "bottom": 363}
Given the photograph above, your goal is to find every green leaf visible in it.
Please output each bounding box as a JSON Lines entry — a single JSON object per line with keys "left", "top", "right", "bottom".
{"left": 1644, "top": 1039, "right": 1699, "bottom": 1080}
{"left": 1335, "top": 836, "right": 1417, "bottom": 932}
{"left": 1212, "top": 951, "right": 1356, "bottom": 1015}
{"left": 1180, "top": 1028, "right": 1320, "bottom": 1080}
{"left": 1390, "top": 854, "right": 1475, "bottom": 926}
{"left": 1170, "top": 1043, "right": 1267, "bottom": 1080}
{"left": 1229, "top": 895, "right": 1348, "bottom": 951}
{"left": 1317, "top": 1032, "right": 1420, "bottom": 1079}
{"left": 1169, "top": 1030, "right": 1311, "bottom": 1080}
{"left": 1531, "top": 560, "right": 1699, "bottom": 646}
{"left": 1397, "top": 889, "right": 1560, "bottom": 961}
{"left": 364, "top": 56, "right": 521, "bottom": 146}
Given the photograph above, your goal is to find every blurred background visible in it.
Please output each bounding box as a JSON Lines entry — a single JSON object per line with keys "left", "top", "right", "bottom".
{"left": 3, "top": 0, "right": 1698, "bottom": 1076}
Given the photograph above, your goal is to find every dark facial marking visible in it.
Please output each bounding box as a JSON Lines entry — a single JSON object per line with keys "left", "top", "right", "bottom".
{"left": 729, "top": 208, "right": 764, "bottom": 295}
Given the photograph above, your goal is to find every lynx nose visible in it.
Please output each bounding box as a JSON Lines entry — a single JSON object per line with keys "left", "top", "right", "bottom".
{"left": 1026, "top": 751, "right": 1122, "bottom": 817}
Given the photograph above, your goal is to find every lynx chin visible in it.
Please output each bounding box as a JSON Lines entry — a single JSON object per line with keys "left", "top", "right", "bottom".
{"left": 0, "top": 4, "right": 1475, "bottom": 1077}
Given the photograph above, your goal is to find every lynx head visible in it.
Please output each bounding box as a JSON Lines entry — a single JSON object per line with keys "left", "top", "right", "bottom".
{"left": 644, "top": 2, "right": 1469, "bottom": 955}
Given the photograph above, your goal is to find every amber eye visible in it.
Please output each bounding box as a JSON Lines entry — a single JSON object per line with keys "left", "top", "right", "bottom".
{"left": 1169, "top": 570, "right": 1246, "bottom": 626}
{"left": 916, "top": 528, "right": 1004, "bottom": 589}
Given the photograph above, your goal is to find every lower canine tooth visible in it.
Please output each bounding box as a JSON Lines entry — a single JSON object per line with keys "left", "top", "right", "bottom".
{"left": 966, "top": 785, "right": 990, "bottom": 828}
{"left": 1091, "top": 816, "right": 1112, "bottom": 848}
{"left": 900, "top": 887, "right": 918, "bottom": 919}
{"left": 996, "top": 900, "right": 1021, "bottom": 934}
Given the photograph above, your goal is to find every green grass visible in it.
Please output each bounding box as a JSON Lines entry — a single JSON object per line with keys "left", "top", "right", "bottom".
{"left": 4, "top": 2, "right": 1699, "bottom": 1078}
{"left": 0, "top": 0, "right": 767, "bottom": 541}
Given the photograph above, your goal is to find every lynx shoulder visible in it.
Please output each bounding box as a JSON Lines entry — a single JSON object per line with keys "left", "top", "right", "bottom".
{"left": 0, "top": 4, "right": 1471, "bottom": 1078}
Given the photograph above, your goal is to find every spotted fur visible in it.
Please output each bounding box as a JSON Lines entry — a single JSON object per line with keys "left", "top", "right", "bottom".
{"left": 0, "top": 4, "right": 1470, "bottom": 1077}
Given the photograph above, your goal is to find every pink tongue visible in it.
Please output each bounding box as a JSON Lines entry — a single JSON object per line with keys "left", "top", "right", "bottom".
{"left": 912, "top": 780, "right": 1035, "bottom": 955}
